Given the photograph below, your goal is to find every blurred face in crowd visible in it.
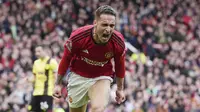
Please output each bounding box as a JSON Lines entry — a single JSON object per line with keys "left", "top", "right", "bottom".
{"left": 94, "top": 14, "right": 116, "bottom": 44}
{"left": 35, "top": 46, "right": 45, "bottom": 59}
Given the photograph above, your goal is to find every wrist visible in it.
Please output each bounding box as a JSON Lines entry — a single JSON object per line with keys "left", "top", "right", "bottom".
{"left": 116, "top": 77, "right": 124, "bottom": 91}
{"left": 117, "top": 87, "right": 123, "bottom": 91}
{"left": 55, "top": 84, "right": 63, "bottom": 88}
{"left": 55, "top": 83, "right": 62, "bottom": 86}
{"left": 55, "top": 75, "right": 64, "bottom": 85}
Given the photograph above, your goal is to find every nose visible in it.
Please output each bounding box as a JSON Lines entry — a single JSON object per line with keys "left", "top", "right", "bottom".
{"left": 105, "top": 26, "right": 111, "bottom": 33}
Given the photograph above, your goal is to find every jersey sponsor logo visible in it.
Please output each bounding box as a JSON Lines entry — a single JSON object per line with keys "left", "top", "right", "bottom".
{"left": 65, "top": 39, "right": 72, "bottom": 52}
{"left": 38, "top": 72, "right": 45, "bottom": 75}
{"left": 105, "top": 52, "right": 114, "bottom": 59}
{"left": 81, "top": 57, "right": 108, "bottom": 67}
{"left": 82, "top": 49, "right": 89, "bottom": 54}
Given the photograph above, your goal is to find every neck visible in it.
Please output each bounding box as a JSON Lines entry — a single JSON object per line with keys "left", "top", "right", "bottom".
{"left": 93, "top": 35, "right": 100, "bottom": 44}
{"left": 93, "top": 28, "right": 101, "bottom": 44}
{"left": 40, "top": 56, "right": 46, "bottom": 60}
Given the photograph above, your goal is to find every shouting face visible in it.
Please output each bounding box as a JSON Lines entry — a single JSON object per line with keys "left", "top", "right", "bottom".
{"left": 94, "top": 14, "right": 116, "bottom": 44}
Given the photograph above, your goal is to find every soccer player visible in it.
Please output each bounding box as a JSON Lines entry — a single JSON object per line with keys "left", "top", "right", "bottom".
{"left": 53, "top": 5, "right": 126, "bottom": 112}
{"left": 28, "top": 45, "right": 58, "bottom": 112}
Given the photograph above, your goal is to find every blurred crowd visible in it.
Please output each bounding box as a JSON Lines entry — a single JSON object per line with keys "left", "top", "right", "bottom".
{"left": 0, "top": 0, "right": 200, "bottom": 112}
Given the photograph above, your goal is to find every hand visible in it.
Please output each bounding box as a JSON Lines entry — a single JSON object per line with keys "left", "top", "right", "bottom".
{"left": 53, "top": 85, "right": 62, "bottom": 100}
{"left": 115, "top": 89, "right": 125, "bottom": 104}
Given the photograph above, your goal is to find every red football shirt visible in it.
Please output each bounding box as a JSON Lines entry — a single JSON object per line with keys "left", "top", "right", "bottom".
{"left": 58, "top": 25, "right": 125, "bottom": 78}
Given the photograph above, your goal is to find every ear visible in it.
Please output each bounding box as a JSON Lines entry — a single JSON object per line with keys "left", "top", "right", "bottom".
{"left": 93, "top": 20, "right": 97, "bottom": 26}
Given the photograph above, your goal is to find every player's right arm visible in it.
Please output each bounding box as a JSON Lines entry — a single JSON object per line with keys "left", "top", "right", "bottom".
{"left": 53, "top": 39, "right": 74, "bottom": 99}
{"left": 53, "top": 47, "right": 72, "bottom": 99}
{"left": 53, "top": 31, "right": 80, "bottom": 99}
{"left": 55, "top": 45, "right": 73, "bottom": 85}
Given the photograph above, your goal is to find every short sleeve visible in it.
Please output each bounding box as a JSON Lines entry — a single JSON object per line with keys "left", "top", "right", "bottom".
{"left": 64, "top": 35, "right": 80, "bottom": 55}
{"left": 50, "top": 59, "right": 58, "bottom": 72}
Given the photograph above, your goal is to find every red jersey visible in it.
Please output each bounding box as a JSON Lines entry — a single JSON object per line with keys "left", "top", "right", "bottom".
{"left": 58, "top": 25, "right": 125, "bottom": 78}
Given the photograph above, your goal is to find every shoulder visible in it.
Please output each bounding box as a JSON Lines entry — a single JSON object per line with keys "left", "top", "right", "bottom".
{"left": 50, "top": 58, "right": 58, "bottom": 65}
{"left": 113, "top": 30, "right": 124, "bottom": 41}
{"left": 70, "top": 25, "right": 93, "bottom": 41}
{"left": 33, "top": 59, "right": 40, "bottom": 65}
{"left": 65, "top": 25, "right": 93, "bottom": 50}
{"left": 111, "top": 30, "right": 125, "bottom": 50}
{"left": 49, "top": 58, "right": 58, "bottom": 70}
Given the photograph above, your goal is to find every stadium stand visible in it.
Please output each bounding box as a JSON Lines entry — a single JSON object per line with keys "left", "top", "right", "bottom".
{"left": 0, "top": 0, "right": 200, "bottom": 112}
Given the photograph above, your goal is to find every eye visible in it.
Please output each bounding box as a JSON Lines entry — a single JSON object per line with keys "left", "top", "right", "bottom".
{"left": 110, "top": 24, "right": 115, "bottom": 28}
{"left": 102, "top": 23, "right": 108, "bottom": 27}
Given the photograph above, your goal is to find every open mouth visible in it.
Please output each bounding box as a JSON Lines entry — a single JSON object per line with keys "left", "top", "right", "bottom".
{"left": 103, "top": 34, "right": 109, "bottom": 38}
{"left": 101, "top": 34, "right": 110, "bottom": 42}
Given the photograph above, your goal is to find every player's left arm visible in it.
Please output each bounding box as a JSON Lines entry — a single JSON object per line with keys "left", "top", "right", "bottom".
{"left": 113, "top": 32, "right": 126, "bottom": 89}
{"left": 114, "top": 49, "right": 125, "bottom": 90}
{"left": 114, "top": 47, "right": 126, "bottom": 104}
{"left": 113, "top": 33, "right": 126, "bottom": 104}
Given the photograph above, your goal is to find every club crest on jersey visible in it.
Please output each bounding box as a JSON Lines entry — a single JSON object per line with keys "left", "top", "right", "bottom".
{"left": 65, "top": 39, "right": 72, "bottom": 52}
{"left": 105, "top": 52, "right": 114, "bottom": 59}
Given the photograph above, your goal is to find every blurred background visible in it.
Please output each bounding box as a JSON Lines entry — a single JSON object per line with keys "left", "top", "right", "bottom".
{"left": 0, "top": 0, "right": 200, "bottom": 112}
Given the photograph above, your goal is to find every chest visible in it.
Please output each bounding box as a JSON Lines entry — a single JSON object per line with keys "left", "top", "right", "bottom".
{"left": 35, "top": 61, "right": 47, "bottom": 73}
{"left": 79, "top": 39, "right": 115, "bottom": 61}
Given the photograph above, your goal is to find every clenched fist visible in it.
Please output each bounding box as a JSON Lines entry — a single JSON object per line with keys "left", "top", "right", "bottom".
{"left": 53, "top": 85, "right": 62, "bottom": 100}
